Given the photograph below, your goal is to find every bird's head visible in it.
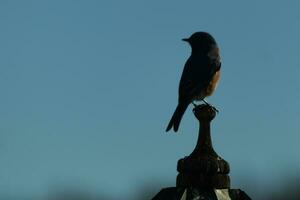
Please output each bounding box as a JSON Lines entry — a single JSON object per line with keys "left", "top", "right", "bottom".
{"left": 182, "top": 32, "right": 217, "bottom": 53}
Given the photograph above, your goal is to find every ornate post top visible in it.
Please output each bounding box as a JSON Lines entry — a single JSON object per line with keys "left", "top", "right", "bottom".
{"left": 193, "top": 104, "right": 216, "bottom": 122}
{"left": 176, "top": 104, "right": 230, "bottom": 189}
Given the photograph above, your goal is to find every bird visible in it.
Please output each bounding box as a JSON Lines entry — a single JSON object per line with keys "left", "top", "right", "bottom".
{"left": 166, "top": 32, "right": 221, "bottom": 132}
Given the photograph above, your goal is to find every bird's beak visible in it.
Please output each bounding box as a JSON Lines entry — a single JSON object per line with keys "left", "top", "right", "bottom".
{"left": 182, "top": 38, "right": 189, "bottom": 42}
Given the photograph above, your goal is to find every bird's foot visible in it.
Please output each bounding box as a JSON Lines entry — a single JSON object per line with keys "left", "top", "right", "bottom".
{"left": 201, "top": 100, "right": 219, "bottom": 113}
{"left": 211, "top": 106, "right": 219, "bottom": 113}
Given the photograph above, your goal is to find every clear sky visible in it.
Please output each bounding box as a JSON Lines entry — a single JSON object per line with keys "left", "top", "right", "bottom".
{"left": 1, "top": 1, "right": 300, "bottom": 199}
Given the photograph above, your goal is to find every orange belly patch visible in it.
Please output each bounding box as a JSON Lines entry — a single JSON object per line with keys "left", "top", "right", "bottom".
{"left": 193, "top": 70, "right": 221, "bottom": 101}
{"left": 205, "top": 70, "right": 220, "bottom": 96}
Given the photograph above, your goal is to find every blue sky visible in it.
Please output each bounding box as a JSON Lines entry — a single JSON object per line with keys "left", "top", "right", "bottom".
{"left": 0, "top": 1, "right": 300, "bottom": 199}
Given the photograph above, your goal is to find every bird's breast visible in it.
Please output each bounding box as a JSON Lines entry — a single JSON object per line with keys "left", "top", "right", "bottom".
{"left": 195, "top": 70, "right": 221, "bottom": 100}
{"left": 205, "top": 70, "right": 221, "bottom": 96}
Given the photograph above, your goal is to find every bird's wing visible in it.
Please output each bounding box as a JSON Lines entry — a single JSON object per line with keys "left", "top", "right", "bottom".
{"left": 178, "top": 55, "right": 221, "bottom": 102}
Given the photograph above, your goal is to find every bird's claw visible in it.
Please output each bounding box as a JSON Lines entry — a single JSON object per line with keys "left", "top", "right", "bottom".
{"left": 211, "top": 106, "right": 219, "bottom": 113}
{"left": 201, "top": 100, "right": 219, "bottom": 113}
{"left": 193, "top": 101, "right": 219, "bottom": 113}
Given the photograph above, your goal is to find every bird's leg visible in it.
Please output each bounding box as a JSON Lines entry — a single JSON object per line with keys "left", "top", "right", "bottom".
{"left": 202, "top": 99, "right": 219, "bottom": 113}
{"left": 202, "top": 99, "right": 210, "bottom": 105}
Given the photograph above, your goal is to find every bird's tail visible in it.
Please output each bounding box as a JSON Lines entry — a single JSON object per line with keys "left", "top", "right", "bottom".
{"left": 166, "top": 102, "right": 189, "bottom": 132}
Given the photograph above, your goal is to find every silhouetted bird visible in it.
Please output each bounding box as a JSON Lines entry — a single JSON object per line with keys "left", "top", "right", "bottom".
{"left": 166, "top": 32, "right": 221, "bottom": 132}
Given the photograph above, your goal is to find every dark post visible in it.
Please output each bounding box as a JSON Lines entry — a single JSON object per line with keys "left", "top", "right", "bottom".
{"left": 152, "top": 105, "right": 251, "bottom": 200}
{"left": 176, "top": 104, "right": 230, "bottom": 189}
